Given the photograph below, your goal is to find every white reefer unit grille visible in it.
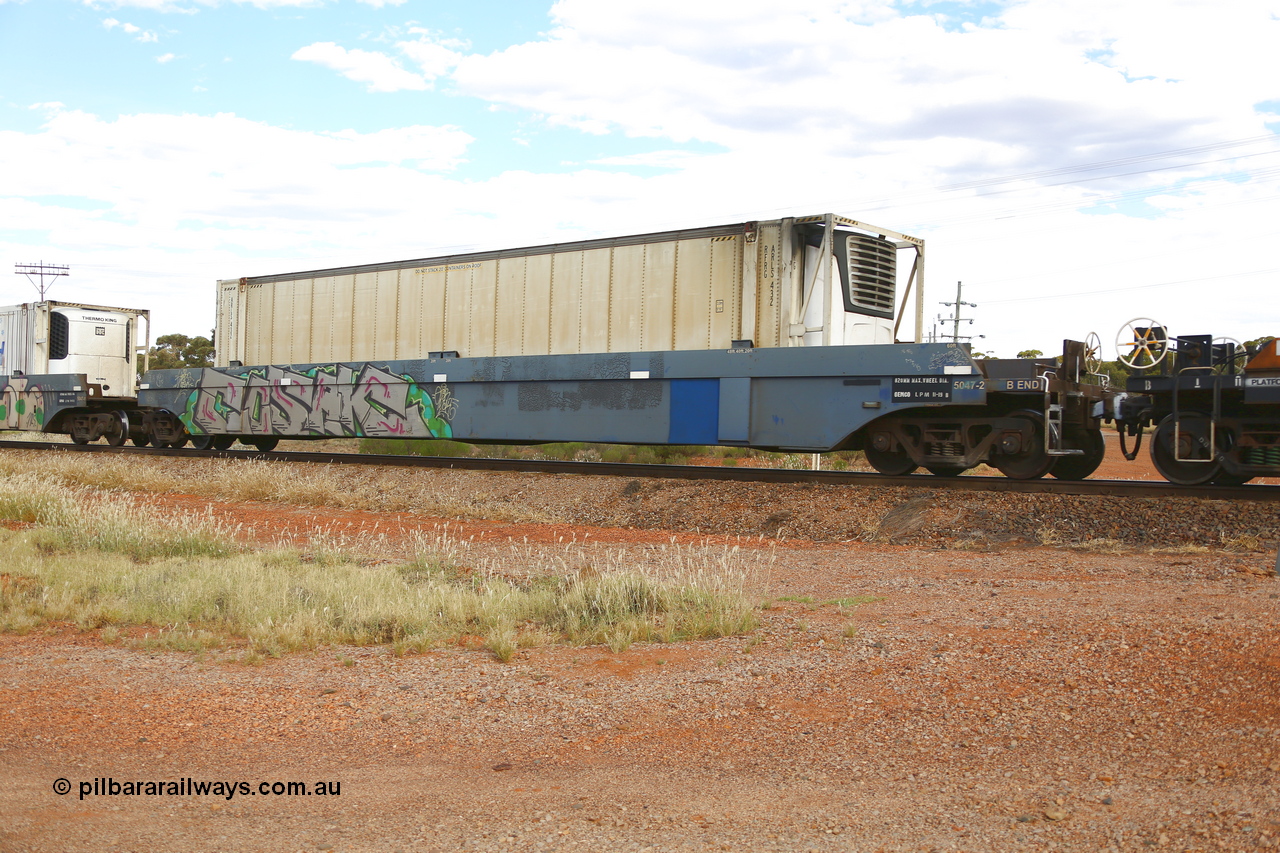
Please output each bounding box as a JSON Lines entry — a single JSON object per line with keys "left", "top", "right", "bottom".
{"left": 215, "top": 214, "right": 924, "bottom": 367}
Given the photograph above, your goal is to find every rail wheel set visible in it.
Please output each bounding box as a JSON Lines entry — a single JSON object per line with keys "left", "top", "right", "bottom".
{"left": 1, "top": 214, "right": 1276, "bottom": 486}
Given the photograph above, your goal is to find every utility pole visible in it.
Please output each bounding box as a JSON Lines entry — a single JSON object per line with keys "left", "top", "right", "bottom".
{"left": 940, "top": 280, "right": 977, "bottom": 342}
{"left": 15, "top": 262, "right": 69, "bottom": 301}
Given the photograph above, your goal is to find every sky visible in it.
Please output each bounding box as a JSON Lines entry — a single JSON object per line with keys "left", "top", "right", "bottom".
{"left": 1, "top": 0, "right": 1277, "bottom": 361}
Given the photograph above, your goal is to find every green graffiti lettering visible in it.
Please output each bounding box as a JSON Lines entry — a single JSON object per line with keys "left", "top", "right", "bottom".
{"left": 180, "top": 390, "right": 199, "bottom": 431}
{"left": 405, "top": 381, "right": 452, "bottom": 439}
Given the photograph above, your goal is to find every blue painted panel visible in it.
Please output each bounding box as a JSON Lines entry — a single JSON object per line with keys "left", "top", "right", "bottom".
{"left": 668, "top": 378, "right": 719, "bottom": 444}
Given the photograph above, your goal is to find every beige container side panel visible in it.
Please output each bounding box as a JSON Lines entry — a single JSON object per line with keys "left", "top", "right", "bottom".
{"left": 608, "top": 243, "right": 645, "bottom": 352}
{"left": 395, "top": 269, "right": 425, "bottom": 359}
{"left": 753, "top": 225, "right": 784, "bottom": 348}
{"left": 242, "top": 285, "right": 273, "bottom": 366}
{"left": 549, "top": 251, "right": 583, "bottom": 355}
{"left": 238, "top": 287, "right": 258, "bottom": 365}
{"left": 641, "top": 242, "right": 676, "bottom": 351}
{"left": 443, "top": 266, "right": 472, "bottom": 356}
{"left": 309, "top": 278, "right": 337, "bottom": 363}
{"left": 522, "top": 254, "right": 552, "bottom": 356}
{"left": 274, "top": 281, "right": 297, "bottom": 363}
{"left": 495, "top": 257, "right": 526, "bottom": 357}
{"left": 330, "top": 275, "right": 355, "bottom": 361}
{"left": 416, "top": 267, "right": 447, "bottom": 354}
{"left": 216, "top": 282, "right": 239, "bottom": 366}
{"left": 673, "top": 238, "right": 712, "bottom": 351}
{"left": 580, "top": 247, "right": 612, "bottom": 354}
{"left": 270, "top": 281, "right": 289, "bottom": 363}
{"left": 288, "top": 278, "right": 314, "bottom": 363}
{"left": 373, "top": 270, "right": 400, "bottom": 360}
{"left": 709, "top": 236, "right": 740, "bottom": 349}
{"left": 469, "top": 260, "right": 498, "bottom": 358}
{"left": 351, "top": 273, "right": 378, "bottom": 362}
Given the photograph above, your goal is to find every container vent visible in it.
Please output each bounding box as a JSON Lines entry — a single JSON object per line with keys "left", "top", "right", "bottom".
{"left": 839, "top": 233, "right": 896, "bottom": 318}
{"left": 50, "top": 312, "right": 70, "bottom": 361}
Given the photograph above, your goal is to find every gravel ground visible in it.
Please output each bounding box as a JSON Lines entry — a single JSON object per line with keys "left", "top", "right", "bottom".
{"left": 2, "top": 452, "right": 1278, "bottom": 852}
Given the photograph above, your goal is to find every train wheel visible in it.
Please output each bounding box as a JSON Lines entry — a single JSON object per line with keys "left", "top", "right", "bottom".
{"left": 165, "top": 434, "right": 190, "bottom": 449}
{"left": 925, "top": 465, "right": 967, "bottom": 477}
{"left": 70, "top": 431, "right": 91, "bottom": 446}
{"left": 211, "top": 436, "right": 236, "bottom": 451}
{"left": 246, "top": 437, "right": 279, "bottom": 452}
{"left": 189, "top": 434, "right": 215, "bottom": 450}
{"left": 864, "top": 446, "right": 918, "bottom": 476}
{"left": 105, "top": 412, "right": 130, "bottom": 447}
{"left": 1050, "top": 428, "right": 1106, "bottom": 481}
{"left": 1211, "top": 472, "right": 1253, "bottom": 486}
{"left": 1150, "top": 414, "right": 1220, "bottom": 486}
{"left": 132, "top": 434, "right": 152, "bottom": 447}
{"left": 992, "top": 410, "right": 1055, "bottom": 480}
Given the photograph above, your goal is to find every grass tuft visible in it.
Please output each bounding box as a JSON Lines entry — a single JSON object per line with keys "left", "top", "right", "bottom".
{"left": 0, "top": 476, "right": 761, "bottom": 656}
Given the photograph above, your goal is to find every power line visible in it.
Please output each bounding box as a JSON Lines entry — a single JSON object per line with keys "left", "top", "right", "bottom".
{"left": 14, "top": 262, "right": 69, "bottom": 300}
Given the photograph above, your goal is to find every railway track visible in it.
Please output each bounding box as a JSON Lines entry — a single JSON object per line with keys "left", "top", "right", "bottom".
{"left": 3, "top": 439, "right": 1278, "bottom": 501}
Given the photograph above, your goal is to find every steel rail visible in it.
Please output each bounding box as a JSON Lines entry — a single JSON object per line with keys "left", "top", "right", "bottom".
{"left": 3, "top": 439, "right": 1277, "bottom": 501}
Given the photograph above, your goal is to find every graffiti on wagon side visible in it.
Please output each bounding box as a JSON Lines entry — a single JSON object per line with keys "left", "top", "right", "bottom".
{"left": 0, "top": 377, "right": 47, "bottom": 431}
{"left": 180, "top": 364, "right": 453, "bottom": 439}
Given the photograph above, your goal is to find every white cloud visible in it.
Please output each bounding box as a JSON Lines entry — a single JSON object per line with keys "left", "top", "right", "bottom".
{"left": 102, "top": 16, "right": 159, "bottom": 42}
{"left": 292, "top": 42, "right": 429, "bottom": 92}
{"left": 0, "top": 106, "right": 481, "bottom": 328}
{"left": 444, "top": 0, "right": 1278, "bottom": 172}
{"left": 85, "top": 0, "right": 320, "bottom": 10}
{"left": 8, "top": 0, "right": 1280, "bottom": 355}
{"left": 292, "top": 31, "right": 465, "bottom": 90}
{"left": 87, "top": 0, "right": 200, "bottom": 13}
{"left": 396, "top": 34, "right": 464, "bottom": 80}
{"left": 157, "top": 52, "right": 176, "bottom": 63}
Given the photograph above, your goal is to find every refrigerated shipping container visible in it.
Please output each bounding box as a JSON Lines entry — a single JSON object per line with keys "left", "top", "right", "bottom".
{"left": 215, "top": 214, "right": 925, "bottom": 368}
{"left": 0, "top": 301, "right": 149, "bottom": 398}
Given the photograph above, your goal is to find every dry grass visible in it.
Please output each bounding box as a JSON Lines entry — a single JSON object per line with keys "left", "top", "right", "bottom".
{"left": 1068, "top": 538, "right": 1129, "bottom": 554}
{"left": 0, "top": 473, "right": 760, "bottom": 659}
{"left": 0, "top": 450, "right": 557, "bottom": 523}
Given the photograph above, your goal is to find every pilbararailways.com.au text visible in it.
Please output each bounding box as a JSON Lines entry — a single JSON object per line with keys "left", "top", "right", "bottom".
{"left": 55, "top": 777, "right": 341, "bottom": 801}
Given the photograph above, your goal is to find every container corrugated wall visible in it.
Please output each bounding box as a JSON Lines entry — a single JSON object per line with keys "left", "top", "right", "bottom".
{"left": 217, "top": 227, "right": 774, "bottom": 367}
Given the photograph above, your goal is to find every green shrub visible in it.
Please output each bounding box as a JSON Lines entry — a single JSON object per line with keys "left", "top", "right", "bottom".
{"left": 358, "top": 438, "right": 475, "bottom": 457}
